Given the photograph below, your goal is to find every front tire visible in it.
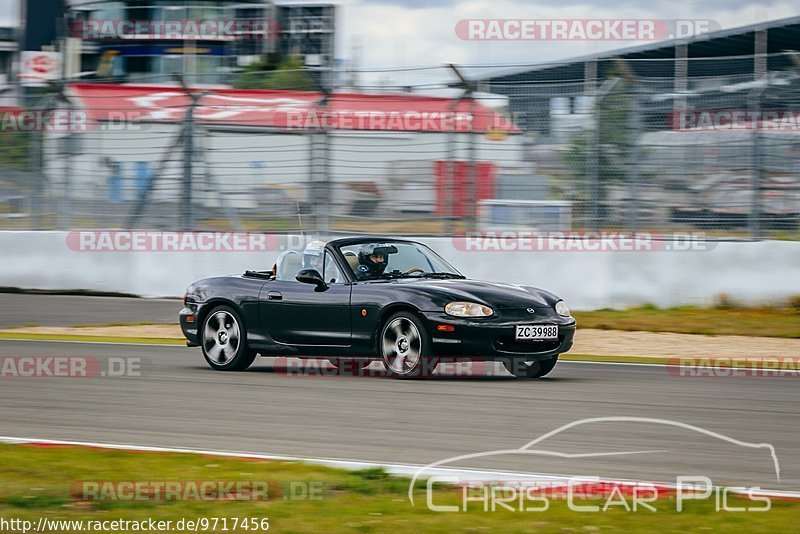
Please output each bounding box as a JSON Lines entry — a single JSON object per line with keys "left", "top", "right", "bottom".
{"left": 380, "top": 312, "right": 435, "bottom": 378}
{"left": 503, "top": 355, "right": 559, "bottom": 378}
{"left": 201, "top": 305, "right": 257, "bottom": 371}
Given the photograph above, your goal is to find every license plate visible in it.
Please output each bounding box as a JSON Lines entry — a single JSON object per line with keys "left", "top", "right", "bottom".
{"left": 515, "top": 324, "right": 558, "bottom": 340}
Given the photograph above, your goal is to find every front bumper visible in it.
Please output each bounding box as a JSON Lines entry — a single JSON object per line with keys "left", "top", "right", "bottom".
{"left": 179, "top": 304, "right": 200, "bottom": 347}
{"left": 420, "top": 308, "right": 576, "bottom": 362}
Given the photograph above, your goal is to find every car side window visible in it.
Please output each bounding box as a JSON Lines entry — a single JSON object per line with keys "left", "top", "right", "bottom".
{"left": 323, "top": 251, "right": 344, "bottom": 284}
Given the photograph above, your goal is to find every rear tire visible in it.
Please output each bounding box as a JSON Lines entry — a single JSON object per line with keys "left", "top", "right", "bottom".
{"left": 380, "top": 312, "right": 436, "bottom": 379}
{"left": 503, "top": 355, "right": 559, "bottom": 378}
{"left": 200, "top": 305, "right": 257, "bottom": 371}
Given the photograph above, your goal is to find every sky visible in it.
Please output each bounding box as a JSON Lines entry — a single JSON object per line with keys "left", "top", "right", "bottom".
{"left": 2, "top": 0, "right": 799, "bottom": 72}
{"left": 335, "top": 0, "right": 799, "bottom": 69}
{"left": 0, "top": 0, "right": 18, "bottom": 27}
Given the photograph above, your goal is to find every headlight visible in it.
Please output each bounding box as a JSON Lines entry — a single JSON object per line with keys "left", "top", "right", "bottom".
{"left": 555, "top": 300, "right": 571, "bottom": 317}
{"left": 445, "top": 301, "right": 494, "bottom": 317}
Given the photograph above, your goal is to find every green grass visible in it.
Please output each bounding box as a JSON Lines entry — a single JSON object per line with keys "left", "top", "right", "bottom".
{"left": 0, "top": 444, "right": 797, "bottom": 532}
{"left": 0, "top": 332, "right": 184, "bottom": 345}
{"left": 70, "top": 322, "right": 169, "bottom": 328}
{"left": 562, "top": 354, "right": 673, "bottom": 365}
{"left": 573, "top": 306, "right": 800, "bottom": 338}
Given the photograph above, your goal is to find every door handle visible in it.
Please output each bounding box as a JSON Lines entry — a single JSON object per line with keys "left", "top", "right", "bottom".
{"left": 267, "top": 291, "right": 283, "bottom": 301}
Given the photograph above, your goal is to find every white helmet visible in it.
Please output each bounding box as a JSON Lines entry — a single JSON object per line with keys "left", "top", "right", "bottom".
{"left": 302, "top": 240, "right": 326, "bottom": 271}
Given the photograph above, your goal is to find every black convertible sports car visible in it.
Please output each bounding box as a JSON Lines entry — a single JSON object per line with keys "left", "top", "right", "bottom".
{"left": 180, "top": 237, "right": 575, "bottom": 378}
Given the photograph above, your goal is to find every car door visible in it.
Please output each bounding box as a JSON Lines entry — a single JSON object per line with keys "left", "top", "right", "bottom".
{"left": 259, "top": 250, "right": 352, "bottom": 347}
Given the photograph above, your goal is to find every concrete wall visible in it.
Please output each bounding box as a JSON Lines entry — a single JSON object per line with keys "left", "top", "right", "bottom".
{"left": 2, "top": 231, "right": 798, "bottom": 310}
{"left": 428, "top": 237, "right": 800, "bottom": 310}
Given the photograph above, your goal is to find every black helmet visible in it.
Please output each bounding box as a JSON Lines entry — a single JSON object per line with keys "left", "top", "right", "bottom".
{"left": 357, "top": 243, "right": 397, "bottom": 276}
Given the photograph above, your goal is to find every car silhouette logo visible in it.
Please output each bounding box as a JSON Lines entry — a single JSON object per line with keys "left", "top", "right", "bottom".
{"left": 527, "top": 308, "right": 535, "bottom": 313}
{"left": 407, "top": 416, "right": 782, "bottom": 507}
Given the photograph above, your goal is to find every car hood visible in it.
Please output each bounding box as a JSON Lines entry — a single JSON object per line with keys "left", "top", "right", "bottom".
{"left": 385, "top": 278, "right": 561, "bottom": 309}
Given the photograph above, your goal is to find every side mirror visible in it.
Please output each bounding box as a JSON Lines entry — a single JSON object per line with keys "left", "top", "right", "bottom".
{"left": 296, "top": 269, "right": 328, "bottom": 290}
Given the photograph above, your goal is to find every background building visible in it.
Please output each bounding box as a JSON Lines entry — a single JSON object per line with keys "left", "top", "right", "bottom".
{"left": 3, "top": 6, "right": 799, "bottom": 237}
{"left": 483, "top": 16, "right": 800, "bottom": 138}
{"left": 275, "top": 2, "right": 336, "bottom": 87}
{"left": 479, "top": 17, "right": 800, "bottom": 233}
{"left": 0, "top": 25, "right": 17, "bottom": 105}
{"left": 63, "top": 0, "right": 279, "bottom": 84}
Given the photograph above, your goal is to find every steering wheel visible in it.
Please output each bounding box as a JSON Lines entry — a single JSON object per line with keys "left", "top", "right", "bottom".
{"left": 404, "top": 268, "right": 425, "bottom": 275}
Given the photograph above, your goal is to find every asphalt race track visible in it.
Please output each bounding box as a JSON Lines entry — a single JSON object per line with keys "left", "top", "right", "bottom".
{"left": 0, "top": 337, "right": 797, "bottom": 494}
{"left": 0, "top": 293, "right": 180, "bottom": 328}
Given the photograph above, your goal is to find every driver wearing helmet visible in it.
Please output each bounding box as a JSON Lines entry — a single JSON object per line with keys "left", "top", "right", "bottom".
{"left": 302, "top": 240, "right": 326, "bottom": 273}
{"left": 356, "top": 243, "right": 394, "bottom": 279}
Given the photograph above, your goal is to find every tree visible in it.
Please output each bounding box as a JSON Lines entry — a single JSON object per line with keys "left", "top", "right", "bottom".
{"left": 235, "top": 55, "right": 318, "bottom": 91}
{"left": 0, "top": 131, "right": 31, "bottom": 173}
{"left": 563, "top": 67, "right": 634, "bottom": 204}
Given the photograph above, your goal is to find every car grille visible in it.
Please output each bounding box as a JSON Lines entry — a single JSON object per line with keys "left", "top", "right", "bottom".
{"left": 493, "top": 336, "right": 562, "bottom": 354}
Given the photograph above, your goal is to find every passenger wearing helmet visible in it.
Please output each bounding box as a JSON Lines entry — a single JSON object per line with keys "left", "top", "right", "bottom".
{"left": 356, "top": 243, "right": 396, "bottom": 279}
{"left": 302, "top": 240, "right": 326, "bottom": 273}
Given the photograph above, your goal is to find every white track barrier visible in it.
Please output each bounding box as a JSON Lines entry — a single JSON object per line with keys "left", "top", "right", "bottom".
{"left": 1, "top": 231, "right": 798, "bottom": 310}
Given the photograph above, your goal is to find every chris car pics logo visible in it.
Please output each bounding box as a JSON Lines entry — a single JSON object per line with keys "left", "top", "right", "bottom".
{"left": 408, "top": 417, "right": 779, "bottom": 513}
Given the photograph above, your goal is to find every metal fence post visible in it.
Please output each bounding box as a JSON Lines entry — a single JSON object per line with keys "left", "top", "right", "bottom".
{"left": 29, "top": 92, "right": 54, "bottom": 230}
{"left": 588, "top": 101, "right": 601, "bottom": 230}
{"left": 320, "top": 124, "right": 331, "bottom": 232}
{"left": 628, "top": 82, "right": 642, "bottom": 233}
{"left": 748, "top": 88, "right": 763, "bottom": 239}
{"left": 60, "top": 102, "right": 73, "bottom": 230}
{"left": 308, "top": 127, "right": 330, "bottom": 233}
{"left": 306, "top": 131, "right": 315, "bottom": 230}
{"left": 182, "top": 97, "right": 195, "bottom": 230}
{"left": 444, "top": 136, "right": 456, "bottom": 236}
{"left": 444, "top": 99, "right": 458, "bottom": 236}
{"left": 28, "top": 122, "right": 44, "bottom": 230}
{"left": 311, "top": 92, "right": 332, "bottom": 233}
{"left": 466, "top": 97, "right": 477, "bottom": 234}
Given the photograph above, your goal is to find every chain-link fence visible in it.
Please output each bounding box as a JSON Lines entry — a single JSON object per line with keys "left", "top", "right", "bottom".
{"left": 2, "top": 53, "right": 800, "bottom": 238}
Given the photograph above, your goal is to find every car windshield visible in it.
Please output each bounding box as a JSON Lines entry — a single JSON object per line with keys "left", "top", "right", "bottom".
{"left": 338, "top": 241, "right": 464, "bottom": 281}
